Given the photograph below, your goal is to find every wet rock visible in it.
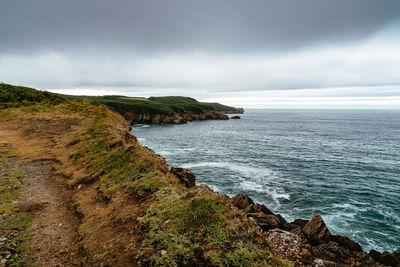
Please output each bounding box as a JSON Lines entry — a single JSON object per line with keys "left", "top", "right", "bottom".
{"left": 231, "top": 115, "right": 241, "bottom": 119}
{"left": 170, "top": 167, "right": 196, "bottom": 187}
{"left": 380, "top": 252, "right": 398, "bottom": 266}
{"left": 303, "top": 214, "right": 332, "bottom": 245}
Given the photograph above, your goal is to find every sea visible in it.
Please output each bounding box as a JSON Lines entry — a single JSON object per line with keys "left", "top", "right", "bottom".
{"left": 131, "top": 109, "right": 400, "bottom": 252}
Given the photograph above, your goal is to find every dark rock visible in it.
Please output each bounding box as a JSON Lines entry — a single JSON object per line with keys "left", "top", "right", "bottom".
{"left": 292, "top": 219, "right": 309, "bottom": 229}
{"left": 332, "top": 235, "right": 362, "bottom": 252}
{"left": 247, "top": 203, "right": 274, "bottom": 215}
{"left": 231, "top": 115, "right": 241, "bottom": 119}
{"left": 247, "top": 213, "right": 283, "bottom": 231}
{"left": 369, "top": 249, "right": 382, "bottom": 262}
{"left": 311, "top": 241, "right": 351, "bottom": 263}
{"left": 232, "top": 194, "right": 254, "bottom": 211}
{"left": 394, "top": 249, "right": 400, "bottom": 261}
{"left": 170, "top": 167, "right": 196, "bottom": 187}
{"left": 380, "top": 252, "right": 398, "bottom": 266}
{"left": 303, "top": 214, "right": 332, "bottom": 245}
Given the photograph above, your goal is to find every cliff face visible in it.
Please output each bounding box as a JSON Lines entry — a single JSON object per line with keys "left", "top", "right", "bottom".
{"left": 122, "top": 109, "right": 229, "bottom": 124}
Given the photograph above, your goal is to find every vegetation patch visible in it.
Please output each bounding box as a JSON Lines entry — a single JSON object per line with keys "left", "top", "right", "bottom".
{"left": 0, "top": 145, "right": 33, "bottom": 266}
{"left": 138, "top": 189, "right": 273, "bottom": 266}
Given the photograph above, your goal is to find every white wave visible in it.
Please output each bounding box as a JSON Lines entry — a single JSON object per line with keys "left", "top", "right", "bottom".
{"left": 180, "top": 161, "right": 277, "bottom": 180}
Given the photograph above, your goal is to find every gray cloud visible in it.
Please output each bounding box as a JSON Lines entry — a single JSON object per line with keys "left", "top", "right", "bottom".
{"left": 1, "top": 0, "right": 399, "bottom": 54}
{"left": 1, "top": 0, "right": 400, "bottom": 108}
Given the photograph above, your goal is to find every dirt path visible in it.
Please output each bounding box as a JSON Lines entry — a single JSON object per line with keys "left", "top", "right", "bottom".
{"left": 19, "top": 158, "right": 81, "bottom": 266}
{"left": 1, "top": 150, "right": 82, "bottom": 267}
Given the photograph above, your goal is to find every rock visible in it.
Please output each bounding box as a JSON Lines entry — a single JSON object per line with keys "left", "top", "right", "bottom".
{"left": 292, "top": 219, "right": 309, "bottom": 229}
{"left": 247, "top": 203, "right": 274, "bottom": 215}
{"left": 332, "top": 235, "right": 362, "bottom": 252}
{"left": 394, "top": 249, "right": 400, "bottom": 260}
{"left": 267, "top": 229, "right": 303, "bottom": 262}
{"left": 312, "top": 259, "right": 325, "bottom": 267}
{"left": 303, "top": 214, "right": 332, "bottom": 245}
{"left": 231, "top": 116, "right": 241, "bottom": 119}
{"left": 232, "top": 194, "right": 254, "bottom": 211}
{"left": 380, "top": 252, "right": 398, "bottom": 266}
{"left": 368, "top": 249, "right": 382, "bottom": 262}
{"left": 247, "top": 213, "right": 283, "bottom": 231}
{"left": 170, "top": 167, "right": 196, "bottom": 187}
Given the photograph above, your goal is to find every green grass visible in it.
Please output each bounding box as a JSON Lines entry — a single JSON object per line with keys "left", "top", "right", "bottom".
{"left": 138, "top": 189, "right": 273, "bottom": 266}
{"left": 1, "top": 83, "right": 236, "bottom": 117}
{"left": 0, "top": 83, "right": 66, "bottom": 108}
{"left": 65, "top": 95, "right": 220, "bottom": 115}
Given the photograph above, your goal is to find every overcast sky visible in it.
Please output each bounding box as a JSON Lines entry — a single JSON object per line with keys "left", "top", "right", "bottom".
{"left": 1, "top": 0, "right": 400, "bottom": 108}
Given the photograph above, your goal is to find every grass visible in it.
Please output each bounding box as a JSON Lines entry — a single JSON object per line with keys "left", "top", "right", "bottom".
{"left": 64, "top": 95, "right": 221, "bottom": 115}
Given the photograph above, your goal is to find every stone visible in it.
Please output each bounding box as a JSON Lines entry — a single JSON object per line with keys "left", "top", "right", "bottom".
{"left": 303, "top": 214, "right": 332, "bottom": 245}
{"left": 332, "top": 235, "right": 362, "bottom": 252}
{"left": 247, "top": 213, "right": 283, "bottom": 231}
{"left": 292, "top": 219, "right": 309, "bottom": 228}
{"left": 231, "top": 115, "right": 241, "bottom": 119}
{"left": 267, "top": 229, "right": 303, "bottom": 262}
{"left": 368, "top": 249, "right": 382, "bottom": 262}
{"left": 380, "top": 252, "right": 398, "bottom": 266}
{"left": 170, "top": 167, "right": 196, "bottom": 187}
{"left": 312, "top": 258, "right": 325, "bottom": 267}
{"left": 232, "top": 194, "right": 254, "bottom": 211}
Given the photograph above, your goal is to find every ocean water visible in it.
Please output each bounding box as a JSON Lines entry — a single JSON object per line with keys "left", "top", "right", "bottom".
{"left": 131, "top": 110, "right": 400, "bottom": 252}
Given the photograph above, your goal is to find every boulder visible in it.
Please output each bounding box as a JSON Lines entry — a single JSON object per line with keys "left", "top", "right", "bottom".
{"left": 231, "top": 116, "right": 241, "bottom": 119}
{"left": 170, "top": 167, "right": 196, "bottom": 187}
{"left": 303, "top": 214, "right": 332, "bottom": 245}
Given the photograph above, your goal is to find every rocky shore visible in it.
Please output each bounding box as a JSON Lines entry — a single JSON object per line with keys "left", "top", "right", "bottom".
{"left": 174, "top": 167, "right": 400, "bottom": 267}
{"left": 122, "top": 109, "right": 229, "bottom": 124}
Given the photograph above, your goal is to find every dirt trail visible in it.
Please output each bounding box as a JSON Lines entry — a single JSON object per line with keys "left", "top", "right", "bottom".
{"left": 0, "top": 113, "right": 84, "bottom": 266}
{"left": 17, "top": 158, "right": 82, "bottom": 266}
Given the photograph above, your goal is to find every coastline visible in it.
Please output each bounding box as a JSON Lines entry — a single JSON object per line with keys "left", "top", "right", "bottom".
{"left": 1, "top": 83, "right": 399, "bottom": 266}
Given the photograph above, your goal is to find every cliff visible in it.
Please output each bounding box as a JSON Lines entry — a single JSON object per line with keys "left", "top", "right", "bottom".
{"left": 1, "top": 83, "right": 399, "bottom": 267}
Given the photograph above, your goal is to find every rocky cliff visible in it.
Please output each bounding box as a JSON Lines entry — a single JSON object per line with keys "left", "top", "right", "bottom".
{"left": 122, "top": 109, "right": 229, "bottom": 124}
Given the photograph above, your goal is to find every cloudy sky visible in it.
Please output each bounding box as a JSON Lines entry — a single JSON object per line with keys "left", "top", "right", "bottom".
{"left": 1, "top": 0, "right": 400, "bottom": 108}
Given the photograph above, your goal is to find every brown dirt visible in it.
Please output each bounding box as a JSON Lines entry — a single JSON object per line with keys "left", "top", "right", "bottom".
{"left": 20, "top": 159, "right": 81, "bottom": 266}
{"left": 0, "top": 111, "right": 84, "bottom": 266}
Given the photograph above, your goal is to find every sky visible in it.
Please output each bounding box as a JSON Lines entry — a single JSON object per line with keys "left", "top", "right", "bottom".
{"left": 1, "top": 0, "right": 400, "bottom": 109}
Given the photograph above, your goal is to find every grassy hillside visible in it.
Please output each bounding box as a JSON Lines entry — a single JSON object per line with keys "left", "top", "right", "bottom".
{"left": 0, "top": 84, "right": 282, "bottom": 266}
{"left": 0, "top": 83, "right": 237, "bottom": 115}
{"left": 0, "top": 83, "right": 66, "bottom": 108}
{"left": 201, "top": 102, "right": 236, "bottom": 112}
